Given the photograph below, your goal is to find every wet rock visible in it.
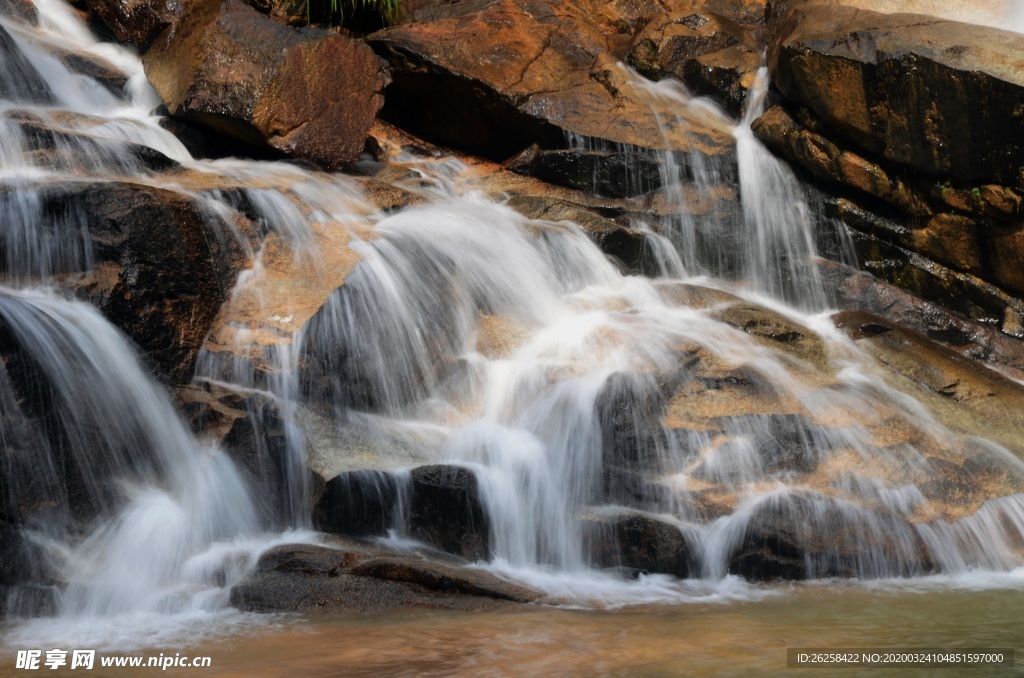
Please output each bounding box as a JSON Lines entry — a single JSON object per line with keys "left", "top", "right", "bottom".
{"left": 727, "top": 493, "right": 930, "bottom": 580}
{"left": 230, "top": 542, "right": 538, "bottom": 614}
{"left": 29, "top": 181, "right": 252, "bottom": 383}
{"left": 625, "top": 2, "right": 763, "bottom": 115}
{"left": 582, "top": 509, "right": 696, "bottom": 578}
{"left": 52, "top": 48, "right": 130, "bottom": 93}
{"left": 84, "top": 0, "right": 188, "bottom": 46}
{"left": 408, "top": 465, "right": 490, "bottom": 561}
{"left": 816, "top": 259, "right": 1024, "bottom": 379}
{"left": 316, "top": 470, "right": 401, "bottom": 538}
{"left": 0, "top": 24, "right": 54, "bottom": 104}
{"left": 506, "top": 145, "right": 663, "bottom": 199}
{"left": 833, "top": 310, "right": 1024, "bottom": 460}
{"left": 143, "top": 0, "right": 387, "bottom": 168}
{"left": 682, "top": 44, "right": 761, "bottom": 116}
{"left": 596, "top": 372, "right": 673, "bottom": 506}
{"left": 5, "top": 118, "right": 176, "bottom": 173}
{"left": 822, "top": 199, "right": 1024, "bottom": 334}
{"left": 0, "top": 0, "right": 38, "bottom": 24}
{"left": 769, "top": 3, "right": 1024, "bottom": 187}
{"left": 0, "top": 525, "right": 57, "bottom": 587}
{"left": 713, "top": 302, "right": 830, "bottom": 372}
{"left": 369, "top": 0, "right": 735, "bottom": 161}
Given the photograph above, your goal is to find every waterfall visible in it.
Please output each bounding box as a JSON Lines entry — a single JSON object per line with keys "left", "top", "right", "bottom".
{"left": 3, "top": 0, "right": 1024, "bottom": 650}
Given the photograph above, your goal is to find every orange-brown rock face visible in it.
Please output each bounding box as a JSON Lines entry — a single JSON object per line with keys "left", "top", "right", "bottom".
{"left": 769, "top": 3, "right": 1024, "bottom": 187}
{"left": 368, "top": 0, "right": 735, "bottom": 161}
{"left": 143, "top": 0, "right": 387, "bottom": 169}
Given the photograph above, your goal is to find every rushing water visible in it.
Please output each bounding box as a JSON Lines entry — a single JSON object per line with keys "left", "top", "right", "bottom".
{"left": 2, "top": 0, "right": 1024, "bottom": 658}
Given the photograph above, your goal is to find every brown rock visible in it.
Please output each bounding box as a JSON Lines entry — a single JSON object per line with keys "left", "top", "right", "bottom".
{"left": 143, "top": 0, "right": 387, "bottom": 168}
{"left": 369, "top": 0, "right": 735, "bottom": 160}
{"left": 35, "top": 181, "right": 252, "bottom": 384}
{"left": 769, "top": 3, "right": 1024, "bottom": 187}
{"left": 84, "top": 0, "right": 189, "bottom": 46}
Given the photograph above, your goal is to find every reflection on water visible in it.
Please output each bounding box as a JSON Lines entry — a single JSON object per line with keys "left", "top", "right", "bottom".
{"left": 4, "top": 583, "right": 1022, "bottom": 677}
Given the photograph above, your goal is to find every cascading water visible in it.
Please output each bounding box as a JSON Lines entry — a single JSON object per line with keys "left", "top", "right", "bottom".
{"left": 3, "top": 0, "right": 1024, "bottom": 652}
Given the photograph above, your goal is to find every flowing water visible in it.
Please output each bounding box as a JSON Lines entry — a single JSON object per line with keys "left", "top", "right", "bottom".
{"left": 1, "top": 0, "right": 1024, "bottom": 665}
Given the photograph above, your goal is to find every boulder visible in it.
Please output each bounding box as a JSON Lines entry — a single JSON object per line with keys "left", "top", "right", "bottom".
{"left": 727, "top": 492, "right": 931, "bottom": 580}
{"left": 84, "top": 0, "right": 189, "bottom": 46}
{"left": 369, "top": 0, "right": 735, "bottom": 161}
{"left": 407, "top": 465, "right": 490, "bottom": 561}
{"left": 17, "top": 181, "right": 254, "bottom": 383}
{"left": 816, "top": 259, "right": 1024, "bottom": 379}
{"left": 316, "top": 470, "right": 402, "bottom": 538}
{"left": 143, "top": 0, "right": 387, "bottom": 169}
{"left": 626, "top": 2, "right": 763, "bottom": 115}
{"left": 582, "top": 509, "right": 696, "bottom": 578}
{"left": 768, "top": 3, "right": 1024, "bottom": 187}
{"left": 230, "top": 542, "right": 539, "bottom": 614}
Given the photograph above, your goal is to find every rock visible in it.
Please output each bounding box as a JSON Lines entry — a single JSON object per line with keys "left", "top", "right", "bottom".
{"left": 682, "top": 44, "right": 761, "bottom": 116}
{"left": 23, "top": 181, "right": 253, "bottom": 384}
{"left": 369, "top": 0, "right": 735, "bottom": 161}
{"left": 316, "top": 470, "right": 402, "bottom": 538}
{"left": 0, "top": 0, "right": 38, "bottom": 23}
{"left": 52, "top": 48, "right": 130, "bottom": 93}
{"left": 3, "top": 116, "right": 177, "bottom": 173}
{"left": 506, "top": 144, "right": 664, "bottom": 199}
{"left": 84, "top": 0, "right": 188, "bottom": 46}
{"left": 143, "top": 0, "right": 387, "bottom": 169}
{"left": 833, "top": 310, "right": 1024, "bottom": 461}
{"left": 727, "top": 492, "right": 930, "bottom": 580}
{"left": 625, "top": 2, "right": 764, "bottom": 115}
{"left": 582, "top": 509, "right": 696, "bottom": 578}
{"left": 230, "top": 542, "right": 539, "bottom": 613}
{"left": 0, "top": 524, "right": 57, "bottom": 587}
{"left": 407, "top": 465, "right": 490, "bottom": 561}
{"left": 0, "top": 25, "right": 54, "bottom": 104}
{"left": 769, "top": 3, "right": 1024, "bottom": 187}
{"left": 595, "top": 372, "right": 672, "bottom": 505}
{"left": 753, "top": 104, "right": 1024, "bottom": 299}
{"left": 816, "top": 259, "right": 1024, "bottom": 379}
{"left": 712, "top": 302, "right": 830, "bottom": 372}
{"left": 822, "top": 195, "right": 1024, "bottom": 335}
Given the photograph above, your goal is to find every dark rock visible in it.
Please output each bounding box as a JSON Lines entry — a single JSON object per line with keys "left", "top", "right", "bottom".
{"left": 506, "top": 144, "right": 663, "bottom": 199}
{"left": 230, "top": 542, "right": 538, "bottom": 613}
{"left": 0, "top": 525, "right": 57, "bottom": 586}
{"left": 0, "top": 584, "right": 60, "bottom": 618}
{"left": 4, "top": 117, "right": 176, "bottom": 173}
{"left": 682, "top": 44, "right": 761, "bottom": 116}
{"left": 769, "top": 4, "right": 1024, "bottom": 187}
{"left": 816, "top": 258, "right": 1024, "bottom": 378}
{"left": 143, "top": 0, "right": 387, "bottom": 169}
{"left": 84, "top": 0, "right": 188, "bottom": 46}
{"left": 20, "top": 181, "right": 252, "bottom": 384}
{"left": 53, "top": 48, "right": 130, "bottom": 93}
{"left": 407, "top": 465, "right": 490, "bottom": 561}
{"left": 728, "top": 492, "right": 930, "bottom": 580}
{"left": 595, "top": 372, "right": 672, "bottom": 506}
{"left": 316, "top": 470, "right": 401, "bottom": 538}
{"left": 348, "top": 558, "right": 540, "bottom": 602}
{"left": 583, "top": 510, "right": 696, "bottom": 578}
{"left": 0, "top": 24, "right": 54, "bottom": 104}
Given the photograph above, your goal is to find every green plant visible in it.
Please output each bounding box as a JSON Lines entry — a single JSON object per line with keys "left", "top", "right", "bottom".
{"left": 303, "top": 0, "right": 398, "bottom": 28}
